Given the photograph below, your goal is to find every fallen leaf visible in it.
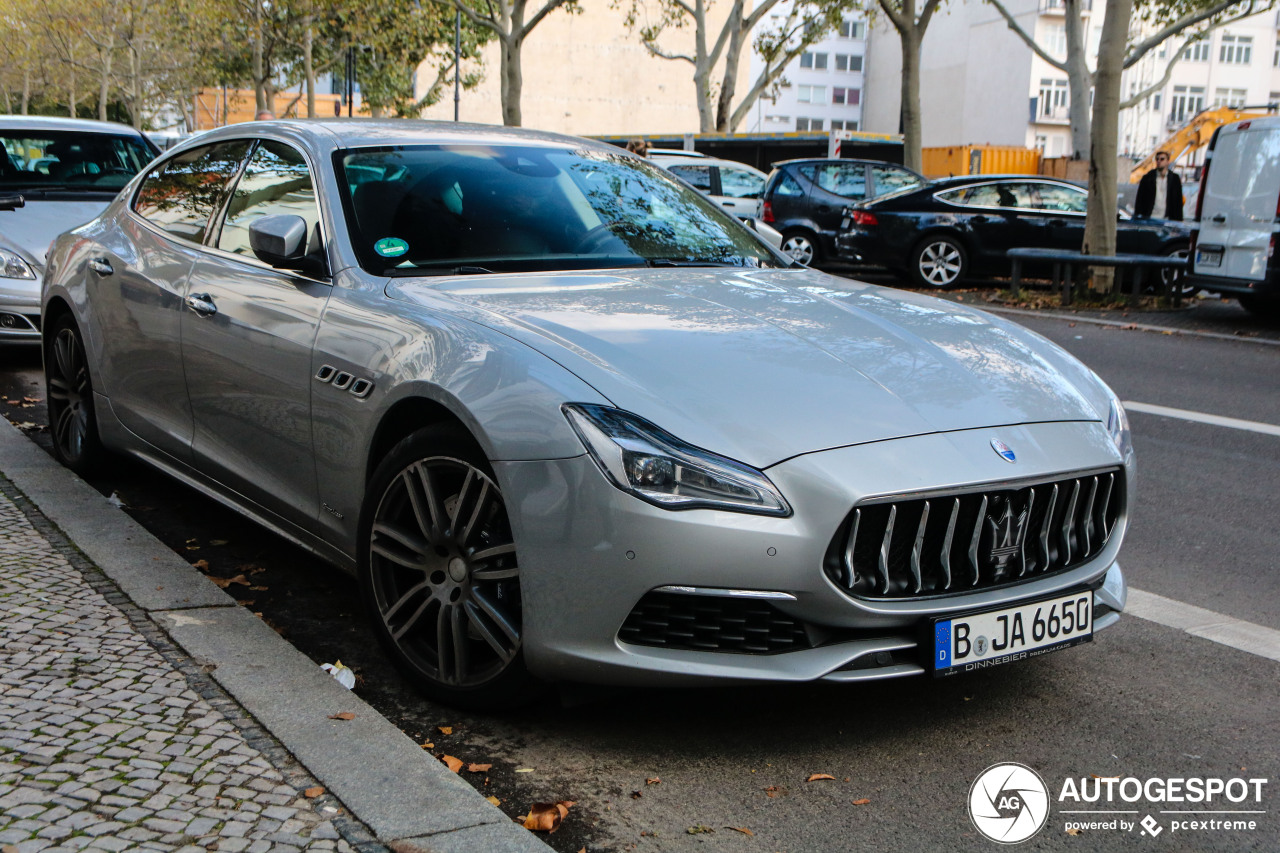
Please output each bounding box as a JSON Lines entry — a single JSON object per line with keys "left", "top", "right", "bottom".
{"left": 438, "top": 726, "right": 453, "bottom": 735}
{"left": 467, "top": 763, "right": 492, "bottom": 773}
{"left": 440, "top": 755, "right": 463, "bottom": 773}
{"left": 852, "top": 798, "right": 871, "bottom": 805}
{"left": 420, "top": 742, "right": 434, "bottom": 749}
{"left": 209, "top": 573, "right": 249, "bottom": 588}
{"left": 763, "top": 785, "right": 781, "bottom": 798}
{"left": 515, "top": 768, "right": 534, "bottom": 773}
{"left": 210, "top": 539, "right": 228, "bottom": 546}
{"left": 686, "top": 825, "right": 714, "bottom": 835}
{"left": 250, "top": 585, "right": 268, "bottom": 591}
{"left": 726, "top": 826, "right": 754, "bottom": 837}
{"left": 186, "top": 545, "right": 201, "bottom": 551}
{"left": 645, "top": 777, "right": 660, "bottom": 785}
{"left": 328, "top": 712, "right": 356, "bottom": 721}
{"left": 486, "top": 796, "right": 502, "bottom": 806}
{"left": 1066, "top": 827, "right": 1082, "bottom": 836}
{"left": 806, "top": 773, "right": 836, "bottom": 782}
{"left": 630, "top": 791, "right": 642, "bottom": 799}
{"left": 523, "top": 801, "right": 572, "bottom": 833}
{"left": 234, "top": 600, "right": 255, "bottom": 607}
{"left": 843, "top": 777, "right": 850, "bottom": 783}
{"left": 192, "top": 559, "right": 210, "bottom": 571}
{"left": 304, "top": 786, "right": 324, "bottom": 798}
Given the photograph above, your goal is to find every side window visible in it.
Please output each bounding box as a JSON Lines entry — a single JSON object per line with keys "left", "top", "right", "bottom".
{"left": 935, "top": 188, "right": 968, "bottom": 206}
{"left": 772, "top": 171, "right": 805, "bottom": 197}
{"left": 870, "top": 165, "right": 922, "bottom": 197}
{"left": 1032, "top": 184, "right": 1087, "bottom": 213}
{"left": 812, "top": 164, "right": 867, "bottom": 200}
{"left": 217, "top": 141, "right": 320, "bottom": 257}
{"left": 719, "top": 167, "right": 764, "bottom": 199}
{"left": 133, "top": 142, "right": 251, "bottom": 244}
{"left": 667, "top": 164, "right": 713, "bottom": 192}
{"left": 962, "top": 183, "right": 1030, "bottom": 208}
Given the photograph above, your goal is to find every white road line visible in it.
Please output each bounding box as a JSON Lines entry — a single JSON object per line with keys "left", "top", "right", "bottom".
{"left": 1122, "top": 401, "right": 1280, "bottom": 437}
{"left": 1125, "top": 588, "right": 1280, "bottom": 664}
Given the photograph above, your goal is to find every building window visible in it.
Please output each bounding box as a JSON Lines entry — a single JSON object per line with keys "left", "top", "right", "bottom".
{"left": 1181, "top": 40, "right": 1210, "bottom": 61}
{"left": 800, "top": 52, "right": 828, "bottom": 70}
{"left": 1034, "top": 135, "right": 1047, "bottom": 153}
{"left": 796, "top": 117, "right": 825, "bottom": 131}
{"left": 833, "top": 87, "right": 861, "bottom": 105}
{"left": 1274, "top": 44, "right": 1279, "bottom": 67}
{"left": 1213, "top": 87, "right": 1248, "bottom": 107}
{"left": 1153, "top": 93, "right": 1161, "bottom": 111}
{"left": 839, "top": 20, "right": 865, "bottom": 39}
{"left": 1038, "top": 78, "right": 1069, "bottom": 117}
{"left": 764, "top": 114, "right": 790, "bottom": 124}
{"left": 1219, "top": 34, "right": 1252, "bottom": 64}
{"left": 834, "top": 54, "right": 864, "bottom": 72}
{"left": 1270, "top": 92, "right": 1280, "bottom": 105}
{"left": 798, "top": 85, "right": 827, "bottom": 104}
{"left": 829, "top": 120, "right": 860, "bottom": 131}
{"left": 1170, "top": 85, "right": 1206, "bottom": 122}
{"left": 1043, "top": 23, "right": 1066, "bottom": 57}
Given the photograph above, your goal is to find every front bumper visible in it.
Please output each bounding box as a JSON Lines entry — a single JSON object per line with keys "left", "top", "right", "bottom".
{"left": 499, "top": 420, "right": 1132, "bottom": 687}
{"left": 0, "top": 273, "right": 42, "bottom": 341}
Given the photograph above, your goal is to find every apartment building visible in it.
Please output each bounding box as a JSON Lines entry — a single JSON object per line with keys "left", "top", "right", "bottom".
{"left": 745, "top": 5, "right": 870, "bottom": 133}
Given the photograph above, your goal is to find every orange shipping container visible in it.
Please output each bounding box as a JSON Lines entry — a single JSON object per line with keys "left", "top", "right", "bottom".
{"left": 922, "top": 145, "right": 1040, "bottom": 179}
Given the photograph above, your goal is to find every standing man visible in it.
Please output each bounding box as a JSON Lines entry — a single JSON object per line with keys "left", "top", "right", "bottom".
{"left": 1134, "top": 151, "right": 1183, "bottom": 220}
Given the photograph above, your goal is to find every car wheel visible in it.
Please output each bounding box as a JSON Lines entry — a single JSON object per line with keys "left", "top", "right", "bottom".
{"left": 360, "top": 426, "right": 538, "bottom": 710}
{"left": 1238, "top": 294, "right": 1279, "bottom": 316}
{"left": 44, "top": 313, "right": 103, "bottom": 475}
{"left": 911, "top": 235, "right": 967, "bottom": 288}
{"left": 781, "top": 230, "right": 820, "bottom": 266}
{"left": 1160, "top": 244, "right": 1197, "bottom": 297}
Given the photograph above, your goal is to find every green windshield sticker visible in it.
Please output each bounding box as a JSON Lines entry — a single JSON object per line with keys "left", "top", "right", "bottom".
{"left": 374, "top": 237, "right": 409, "bottom": 258}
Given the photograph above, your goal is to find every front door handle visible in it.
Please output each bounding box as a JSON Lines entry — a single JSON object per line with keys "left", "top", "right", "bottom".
{"left": 1210, "top": 214, "right": 1227, "bottom": 224}
{"left": 185, "top": 293, "right": 217, "bottom": 317}
{"left": 88, "top": 258, "right": 113, "bottom": 276}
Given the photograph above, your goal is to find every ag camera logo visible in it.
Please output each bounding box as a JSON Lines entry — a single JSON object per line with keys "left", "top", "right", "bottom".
{"left": 969, "top": 763, "right": 1050, "bottom": 844}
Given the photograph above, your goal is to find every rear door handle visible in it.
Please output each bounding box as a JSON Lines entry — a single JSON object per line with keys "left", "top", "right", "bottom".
{"left": 185, "top": 293, "right": 217, "bottom": 317}
{"left": 88, "top": 258, "right": 113, "bottom": 276}
{"left": 1047, "top": 219, "right": 1068, "bottom": 227}
{"left": 1210, "top": 214, "right": 1227, "bottom": 224}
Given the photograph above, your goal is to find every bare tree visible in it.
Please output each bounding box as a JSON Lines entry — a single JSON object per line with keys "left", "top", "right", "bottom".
{"left": 875, "top": 0, "right": 945, "bottom": 172}
{"left": 1082, "top": 0, "right": 1133, "bottom": 289}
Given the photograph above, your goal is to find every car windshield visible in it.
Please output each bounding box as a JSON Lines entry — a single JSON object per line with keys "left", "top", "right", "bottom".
{"left": 336, "top": 144, "right": 785, "bottom": 275}
{"left": 1, "top": 130, "right": 155, "bottom": 192}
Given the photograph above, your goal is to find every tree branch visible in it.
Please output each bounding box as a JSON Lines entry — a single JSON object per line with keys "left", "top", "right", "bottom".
{"left": 1123, "top": 0, "right": 1262, "bottom": 69}
{"left": 983, "top": 0, "right": 1068, "bottom": 72}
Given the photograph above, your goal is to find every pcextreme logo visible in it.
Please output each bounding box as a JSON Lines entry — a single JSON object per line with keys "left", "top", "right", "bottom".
{"left": 968, "top": 763, "right": 1269, "bottom": 844}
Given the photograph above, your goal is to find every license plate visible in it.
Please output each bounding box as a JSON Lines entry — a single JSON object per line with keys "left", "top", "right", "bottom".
{"left": 932, "top": 591, "right": 1093, "bottom": 677}
{"left": 1196, "top": 249, "right": 1222, "bottom": 267}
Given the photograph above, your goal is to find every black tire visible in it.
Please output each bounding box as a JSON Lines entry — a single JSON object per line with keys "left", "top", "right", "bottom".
{"left": 1238, "top": 294, "right": 1280, "bottom": 316}
{"left": 781, "top": 229, "right": 821, "bottom": 266}
{"left": 358, "top": 425, "right": 539, "bottom": 710}
{"left": 44, "top": 313, "right": 103, "bottom": 475}
{"left": 911, "top": 235, "right": 968, "bottom": 288}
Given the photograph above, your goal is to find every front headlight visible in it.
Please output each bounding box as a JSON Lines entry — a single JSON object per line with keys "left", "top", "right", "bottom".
{"left": 563, "top": 404, "right": 791, "bottom": 516}
{"left": 1106, "top": 397, "right": 1132, "bottom": 458}
{"left": 0, "top": 248, "right": 35, "bottom": 280}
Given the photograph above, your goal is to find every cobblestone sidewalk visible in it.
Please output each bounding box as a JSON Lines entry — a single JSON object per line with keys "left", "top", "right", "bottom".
{"left": 0, "top": 477, "right": 368, "bottom": 853}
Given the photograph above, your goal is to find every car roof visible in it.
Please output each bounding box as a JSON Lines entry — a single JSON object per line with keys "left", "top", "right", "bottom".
{"left": 925, "top": 173, "right": 1083, "bottom": 188}
{"left": 0, "top": 115, "right": 149, "bottom": 138}
{"left": 187, "top": 119, "right": 618, "bottom": 157}
{"left": 774, "top": 157, "right": 914, "bottom": 169}
{"left": 651, "top": 154, "right": 765, "bottom": 173}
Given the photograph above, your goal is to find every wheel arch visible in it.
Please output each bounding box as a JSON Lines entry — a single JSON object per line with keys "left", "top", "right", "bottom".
{"left": 365, "top": 395, "right": 479, "bottom": 485}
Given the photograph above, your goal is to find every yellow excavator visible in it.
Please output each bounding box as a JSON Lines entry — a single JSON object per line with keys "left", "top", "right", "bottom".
{"left": 1128, "top": 105, "right": 1276, "bottom": 182}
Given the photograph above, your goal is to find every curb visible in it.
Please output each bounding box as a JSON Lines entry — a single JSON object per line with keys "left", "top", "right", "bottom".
{"left": 0, "top": 418, "right": 551, "bottom": 853}
{"left": 969, "top": 303, "right": 1280, "bottom": 347}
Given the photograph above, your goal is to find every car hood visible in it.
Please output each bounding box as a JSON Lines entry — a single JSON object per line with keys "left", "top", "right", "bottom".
{"left": 0, "top": 199, "right": 108, "bottom": 266}
{"left": 386, "top": 268, "right": 1107, "bottom": 468}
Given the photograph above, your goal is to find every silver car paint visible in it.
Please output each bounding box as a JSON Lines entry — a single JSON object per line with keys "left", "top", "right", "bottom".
{"left": 43, "top": 120, "right": 1129, "bottom": 687}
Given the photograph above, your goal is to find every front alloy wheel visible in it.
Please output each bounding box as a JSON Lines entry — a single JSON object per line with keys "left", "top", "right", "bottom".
{"left": 362, "top": 429, "right": 533, "bottom": 709}
{"left": 913, "top": 236, "right": 967, "bottom": 288}
{"left": 45, "top": 315, "right": 102, "bottom": 474}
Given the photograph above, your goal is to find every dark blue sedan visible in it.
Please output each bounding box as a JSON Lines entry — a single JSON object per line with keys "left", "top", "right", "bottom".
{"left": 836, "top": 175, "right": 1192, "bottom": 288}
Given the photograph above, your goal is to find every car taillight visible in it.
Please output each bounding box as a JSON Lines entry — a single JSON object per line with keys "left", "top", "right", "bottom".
{"left": 851, "top": 210, "right": 878, "bottom": 226}
{"left": 762, "top": 201, "right": 774, "bottom": 223}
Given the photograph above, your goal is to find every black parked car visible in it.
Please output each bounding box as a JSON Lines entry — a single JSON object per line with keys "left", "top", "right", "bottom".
{"left": 836, "top": 175, "right": 1192, "bottom": 288}
{"left": 760, "top": 158, "right": 924, "bottom": 265}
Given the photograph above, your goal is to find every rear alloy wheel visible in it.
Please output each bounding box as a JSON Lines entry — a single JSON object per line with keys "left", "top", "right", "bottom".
{"left": 781, "top": 230, "right": 819, "bottom": 266}
{"left": 361, "top": 427, "right": 536, "bottom": 709}
{"left": 44, "top": 314, "right": 103, "bottom": 474}
{"left": 912, "top": 235, "right": 967, "bottom": 288}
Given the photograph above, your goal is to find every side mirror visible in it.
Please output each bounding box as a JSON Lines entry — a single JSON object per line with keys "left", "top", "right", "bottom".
{"left": 0, "top": 194, "right": 25, "bottom": 211}
{"left": 249, "top": 214, "right": 327, "bottom": 276}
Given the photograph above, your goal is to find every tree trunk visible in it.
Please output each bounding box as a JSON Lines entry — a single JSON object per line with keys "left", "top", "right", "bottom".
{"left": 500, "top": 35, "right": 523, "bottom": 126}
{"left": 68, "top": 66, "right": 77, "bottom": 118}
{"left": 253, "top": 0, "right": 267, "bottom": 112}
{"left": 21, "top": 69, "right": 30, "bottom": 115}
{"left": 304, "top": 18, "right": 316, "bottom": 118}
{"left": 1082, "top": 0, "right": 1134, "bottom": 291}
{"left": 714, "top": 1, "right": 745, "bottom": 132}
{"left": 98, "top": 50, "right": 113, "bottom": 122}
{"left": 1064, "top": 0, "right": 1091, "bottom": 158}
{"left": 899, "top": 27, "right": 924, "bottom": 173}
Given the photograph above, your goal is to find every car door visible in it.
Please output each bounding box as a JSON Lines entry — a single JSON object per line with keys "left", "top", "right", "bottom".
{"left": 1029, "top": 182, "right": 1088, "bottom": 251}
{"left": 936, "top": 182, "right": 1037, "bottom": 261}
{"left": 92, "top": 140, "right": 251, "bottom": 460}
{"left": 800, "top": 162, "right": 869, "bottom": 234}
{"left": 181, "top": 138, "right": 332, "bottom": 532}
{"left": 1196, "top": 125, "right": 1280, "bottom": 281}
{"left": 716, "top": 164, "right": 766, "bottom": 218}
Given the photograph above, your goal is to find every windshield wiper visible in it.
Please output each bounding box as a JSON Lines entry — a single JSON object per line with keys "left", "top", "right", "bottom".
{"left": 646, "top": 258, "right": 747, "bottom": 268}
{"left": 391, "top": 264, "right": 495, "bottom": 276}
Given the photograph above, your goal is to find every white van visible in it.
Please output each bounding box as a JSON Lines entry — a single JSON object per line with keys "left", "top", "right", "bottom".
{"left": 1187, "top": 116, "right": 1280, "bottom": 313}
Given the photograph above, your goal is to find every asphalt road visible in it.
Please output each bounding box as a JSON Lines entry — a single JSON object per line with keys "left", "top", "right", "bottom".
{"left": 2, "top": 295, "right": 1278, "bottom": 853}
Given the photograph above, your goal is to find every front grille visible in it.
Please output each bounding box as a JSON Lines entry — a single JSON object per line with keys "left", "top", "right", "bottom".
{"left": 824, "top": 469, "right": 1124, "bottom": 599}
{"left": 618, "top": 592, "right": 812, "bottom": 654}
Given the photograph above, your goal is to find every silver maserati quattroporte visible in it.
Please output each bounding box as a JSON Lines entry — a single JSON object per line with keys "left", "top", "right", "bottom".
{"left": 43, "top": 120, "right": 1132, "bottom": 708}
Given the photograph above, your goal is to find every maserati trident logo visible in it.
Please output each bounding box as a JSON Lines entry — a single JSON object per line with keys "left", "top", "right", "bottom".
{"left": 990, "top": 438, "right": 1017, "bottom": 463}
{"left": 986, "top": 496, "right": 1030, "bottom": 573}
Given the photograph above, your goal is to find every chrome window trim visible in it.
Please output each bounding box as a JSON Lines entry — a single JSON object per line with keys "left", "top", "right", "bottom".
{"left": 932, "top": 178, "right": 1088, "bottom": 215}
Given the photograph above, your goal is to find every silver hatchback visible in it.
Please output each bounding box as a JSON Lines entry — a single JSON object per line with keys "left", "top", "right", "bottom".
{"left": 43, "top": 121, "right": 1132, "bottom": 709}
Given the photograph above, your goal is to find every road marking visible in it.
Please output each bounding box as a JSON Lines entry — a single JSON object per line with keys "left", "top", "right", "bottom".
{"left": 1125, "top": 588, "right": 1280, "bottom": 664}
{"left": 1122, "top": 401, "right": 1280, "bottom": 437}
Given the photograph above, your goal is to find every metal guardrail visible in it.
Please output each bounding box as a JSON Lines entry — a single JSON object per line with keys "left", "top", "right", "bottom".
{"left": 1007, "top": 247, "right": 1190, "bottom": 306}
